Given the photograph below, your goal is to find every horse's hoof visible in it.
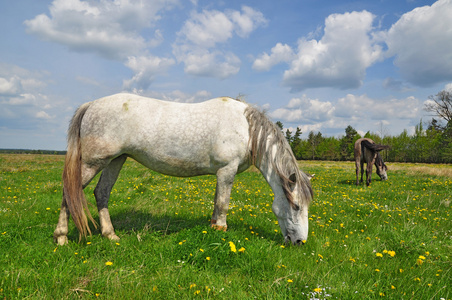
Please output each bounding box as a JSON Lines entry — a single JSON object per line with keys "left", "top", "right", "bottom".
{"left": 105, "top": 234, "right": 120, "bottom": 241}
{"left": 54, "top": 235, "right": 68, "bottom": 245}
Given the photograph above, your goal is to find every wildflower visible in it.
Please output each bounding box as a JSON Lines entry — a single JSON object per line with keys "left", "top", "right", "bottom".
{"left": 414, "top": 277, "right": 421, "bottom": 282}
{"left": 391, "top": 285, "right": 396, "bottom": 290}
{"left": 202, "top": 231, "right": 207, "bottom": 234}
{"left": 399, "top": 269, "right": 403, "bottom": 273}
{"left": 375, "top": 269, "right": 380, "bottom": 272}
{"left": 313, "top": 287, "right": 322, "bottom": 293}
{"left": 318, "top": 254, "right": 323, "bottom": 259}
{"left": 287, "top": 279, "right": 293, "bottom": 283}
{"left": 105, "top": 261, "right": 113, "bottom": 266}
{"left": 238, "top": 247, "right": 245, "bottom": 253}
{"left": 206, "top": 257, "right": 211, "bottom": 261}
{"left": 379, "top": 292, "right": 385, "bottom": 296}
{"left": 199, "top": 248, "right": 204, "bottom": 252}
{"left": 376, "top": 253, "right": 383, "bottom": 258}
{"left": 190, "top": 284, "right": 196, "bottom": 289}
{"left": 387, "top": 251, "right": 395, "bottom": 257}
{"left": 229, "top": 241, "right": 237, "bottom": 253}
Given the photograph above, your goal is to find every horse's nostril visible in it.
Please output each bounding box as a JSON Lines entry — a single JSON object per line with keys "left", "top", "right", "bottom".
{"left": 295, "top": 239, "right": 305, "bottom": 245}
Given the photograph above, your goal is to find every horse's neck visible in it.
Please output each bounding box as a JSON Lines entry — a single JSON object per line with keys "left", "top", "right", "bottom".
{"left": 256, "top": 144, "right": 284, "bottom": 197}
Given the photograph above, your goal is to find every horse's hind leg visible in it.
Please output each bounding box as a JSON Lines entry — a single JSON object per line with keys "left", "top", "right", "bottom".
{"left": 94, "top": 155, "right": 127, "bottom": 240}
{"left": 211, "top": 163, "right": 237, "bottom": 231}
{"left": 54, "top": 162, "right": 101, "bottom": 245}
{"left": 355, "top": 159, "right": 360, "bottom": 185}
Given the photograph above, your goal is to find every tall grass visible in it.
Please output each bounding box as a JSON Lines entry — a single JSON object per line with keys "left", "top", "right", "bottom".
{"left": 0, "top": 154, "right": 450, "bottom": 299}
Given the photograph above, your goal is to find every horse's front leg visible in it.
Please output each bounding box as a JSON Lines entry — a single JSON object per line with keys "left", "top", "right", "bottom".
{"left": 211, "top": 164, "right": 237, "bottom": 231}
{"left": 94, "top": 156, "right": 126, "bottom": 240}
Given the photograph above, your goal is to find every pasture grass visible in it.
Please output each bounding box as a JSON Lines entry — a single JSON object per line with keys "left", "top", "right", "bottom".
{"left": 0, "top": 154, "right": 451, "bottom": 299}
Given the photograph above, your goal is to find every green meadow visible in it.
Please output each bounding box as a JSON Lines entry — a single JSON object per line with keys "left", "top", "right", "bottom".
{"left": 0, "top": 154, "right": 450, "bottom": 299}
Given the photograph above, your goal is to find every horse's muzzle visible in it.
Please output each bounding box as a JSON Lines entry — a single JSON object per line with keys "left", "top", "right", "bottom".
{"left": 285, "top": 236, "right": 306, "bottom": 246}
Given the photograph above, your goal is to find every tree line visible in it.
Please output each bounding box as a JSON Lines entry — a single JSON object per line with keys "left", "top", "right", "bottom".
{"left": 279, "top": 89, "right": 452, "bottom": 163}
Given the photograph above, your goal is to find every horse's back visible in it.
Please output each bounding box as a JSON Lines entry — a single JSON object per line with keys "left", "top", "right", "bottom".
{"left": 79, "top": 93, "right": 250, "bottom": 176}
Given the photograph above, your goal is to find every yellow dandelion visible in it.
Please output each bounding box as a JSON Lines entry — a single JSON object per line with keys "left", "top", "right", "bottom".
{"left": 206, "top": 257, "right": 211, "bottom": 261}
{"left": 229, "top": 241, "right": 237, "bottom": 253}
{"left": 391, "top": 285, "right": 396, "bottom": 290}
{"left": 238, "top": 247, "right": 245, "bottom": 253}
{"left": 287, "top": 279, "right": 293, "bottom": 283}
{"left": 375, "top": 269, "right": 380, "bottom": 272}
{"left": 318, "top": 254, "right": 323, "bottom": 259}
{"left": 387, "top": 250, "right": 395, "bottom": 257}
{"left": 313, "top": 287, "right": 322, "bottom": 293}
{"left": 105, "top": 261, "right": 113, "bottom": 266}
{"left": 376, "top": 253, "right": 383, "bottom": 258}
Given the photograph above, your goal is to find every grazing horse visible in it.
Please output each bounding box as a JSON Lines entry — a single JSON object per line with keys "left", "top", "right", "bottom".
{"left": 54, "top": 93, "right": 313, "bottom": 245}
{"left": 354, "top": 138, "right": 389, "bottom": 186}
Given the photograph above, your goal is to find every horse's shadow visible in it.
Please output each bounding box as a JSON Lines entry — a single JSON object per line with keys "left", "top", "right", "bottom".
{"left": 337, "top": 179, "right": 357, "bottom": 186}
{"left": 66, "top": 208, "right": 284, "bottom": 245}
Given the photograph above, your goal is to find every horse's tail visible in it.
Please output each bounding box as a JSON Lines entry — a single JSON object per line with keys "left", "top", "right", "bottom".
{"left": 361, "top": 140, "right": 390, "bottom": 152}
{"left": 63, "top": 102, "right": 96, "bottom": 240}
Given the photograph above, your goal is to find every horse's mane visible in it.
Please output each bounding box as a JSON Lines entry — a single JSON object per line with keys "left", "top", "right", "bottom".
{"left": 244, "top": 106, "right": 312, "bottom": 208}
{"left": 375, "top": 153, "right": 387, "bottom": 168}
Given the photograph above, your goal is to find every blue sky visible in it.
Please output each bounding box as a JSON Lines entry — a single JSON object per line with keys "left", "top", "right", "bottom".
{"left": 1, "top": 0, "right": 451, "bottom": 150}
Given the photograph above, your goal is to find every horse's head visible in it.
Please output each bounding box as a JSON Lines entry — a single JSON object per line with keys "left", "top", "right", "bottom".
{"left": 272, "top": 172, "right": 312, "bottom": 246}
{"left": 375, "top": 153, "right": 388, "bottom": 180}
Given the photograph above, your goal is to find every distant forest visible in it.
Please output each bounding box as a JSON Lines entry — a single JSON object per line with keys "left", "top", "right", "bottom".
{"left": 0, "top": 149, "right": 66, "bottom": 155}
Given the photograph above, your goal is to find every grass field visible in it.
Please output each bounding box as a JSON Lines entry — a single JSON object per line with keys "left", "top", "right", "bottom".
{"left": 0, "top": 154, "right": 451, "bottom": 299}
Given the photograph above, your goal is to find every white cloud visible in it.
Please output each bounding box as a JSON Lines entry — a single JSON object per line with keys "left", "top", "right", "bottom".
{"left": 123, "top": 55, "right": 175, "bottom": 91}
{"left": 174, "top": 6, "right": 267, "bottom": 78}
{"left": 281, "top": 10, "right": 383, "bottom": 91}
{"left": 36, "top": 110, "right": 53, "bottom": 120}
{"left": 230, "top": 6, "right": 267, "bottom": 38}
{"left": 269, "top": 93, "right": 423, "bottom": 137}
{"left": 252, "top": 43, "right": 295, "bottom": 71}
{"left": 145, "top": 89, "right": 212, "bottom": 103}
{"left": 0, "top": 76, "right": 23, "bottom": 96}
{"left": 24, "top": 0, "right": 178, "bottom": 60}
{"left": 269, "top": 95, "right": 334, "bottom": 123}
{"left": 384, "top": 0, "right": 452, "bottom": 87}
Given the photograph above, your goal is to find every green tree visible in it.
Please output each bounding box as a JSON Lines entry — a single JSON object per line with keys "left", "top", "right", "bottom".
{"left": 340, "top": 125, "right": 360, "bottom": 161}
{"left": 307, "top": 131, "right": 323, "bottom": 160}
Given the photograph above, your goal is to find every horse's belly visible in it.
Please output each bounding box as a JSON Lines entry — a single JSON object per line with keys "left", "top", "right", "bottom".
{"left": 129, "top": 147, "right": 215, "bottom": 177}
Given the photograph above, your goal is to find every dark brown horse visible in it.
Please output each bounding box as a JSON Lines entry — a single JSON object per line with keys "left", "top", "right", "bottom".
{"left": 354, "top": 138, "right": 389, "bottom": 186}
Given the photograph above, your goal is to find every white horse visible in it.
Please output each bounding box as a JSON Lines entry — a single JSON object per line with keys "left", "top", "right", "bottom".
{"left": 54, "top": 93, "right": 313, "bottom": 246}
